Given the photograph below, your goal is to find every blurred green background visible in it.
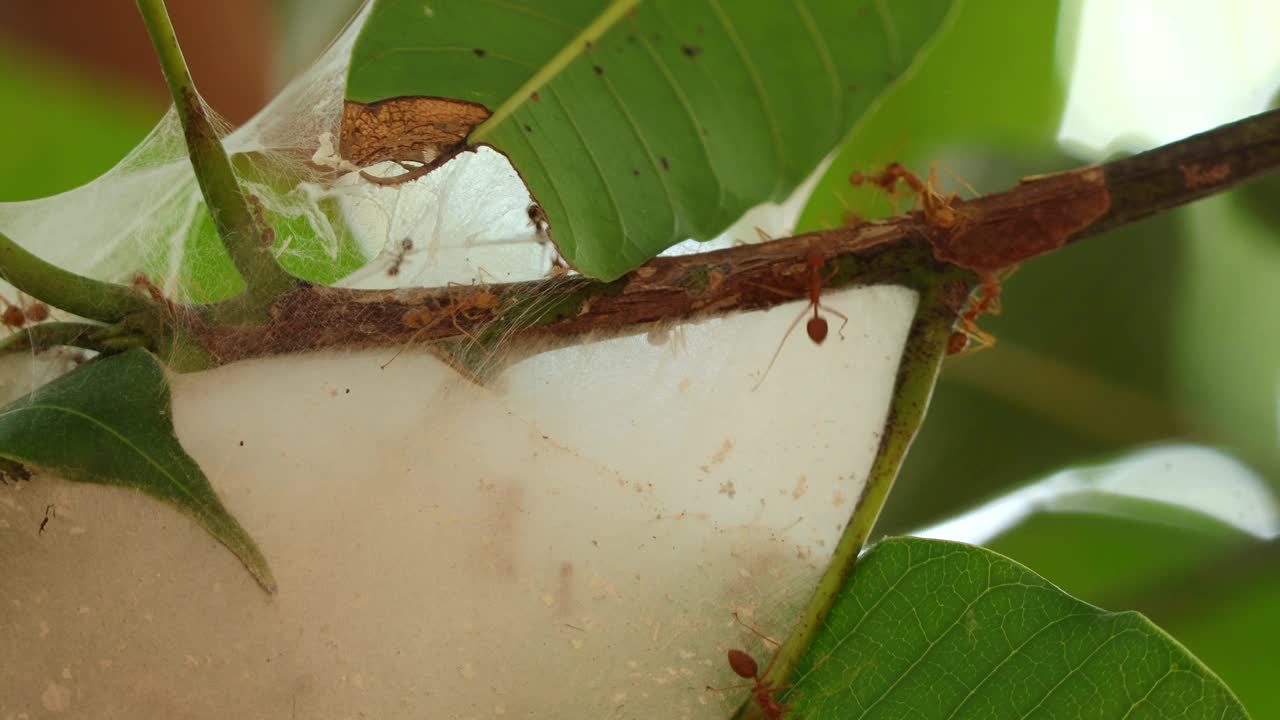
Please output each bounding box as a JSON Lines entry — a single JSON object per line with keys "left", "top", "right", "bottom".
{"left": 0, "top": 0, "right": 1275, "bottom": 714}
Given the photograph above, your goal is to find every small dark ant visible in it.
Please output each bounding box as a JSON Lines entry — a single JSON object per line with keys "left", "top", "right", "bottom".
{"left": 387, "top": 238, "right": 414, "bottom": 277}
{"left": 527, "top": 204, "right": 549, "bottom": 238}
{"left": 707, "top": 612, "right": 792, "bottom": 719}
{"left": 246, "top": 194, "right": 277, "bottom": 247}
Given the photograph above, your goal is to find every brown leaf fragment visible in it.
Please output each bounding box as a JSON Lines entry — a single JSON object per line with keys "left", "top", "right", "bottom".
{"left": 340, "top": 96, "right": 491, "bottom": 167}
{"left": 929, "top": 167, "right": 1110, "bottom": 275}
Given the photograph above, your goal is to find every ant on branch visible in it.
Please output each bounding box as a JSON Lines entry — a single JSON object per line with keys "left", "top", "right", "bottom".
{"left": 1, "top": 292, "right": 50, "bottom": 332}
{"left": 753, "top": 249, "right": 849, "bottom": 390}
{"left": 851, "top": 161, "right": 1001, "bottom": 354}
{"left": 849, "top": 161, "right": 976, "bottom": 231}
{"left": 707, "top": 612, "right": 793, "bottom": 719}
{"left": 381, "top": 282, "right": 501, "bottom": 369}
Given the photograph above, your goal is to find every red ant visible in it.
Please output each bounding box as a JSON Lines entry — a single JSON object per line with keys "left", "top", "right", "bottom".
{"left": 850, "top": 161, "right": 977, "bottom": 232}
{"left": 380, "top": 282, "right": 500, "bottom": 369}
{"left": 1, "top": 293, "right": 50, "bottom": 331}
{"left": 853, "top": 162, "right": 1003, "bottom": 354}
{"left": 707, "top": 612, "right": 792, "bottom": 719}
{"left": 753, "top": 249, "right": 848, "bottom": 390}
{"left": 945, "top": 271, "right": 1007, "bottom": 354}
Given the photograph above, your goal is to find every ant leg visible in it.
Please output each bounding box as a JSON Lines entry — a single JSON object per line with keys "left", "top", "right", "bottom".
{"left": 818, "top": 304, "right": 849, "bottom": 340}
{"left": 751, "top": 305, "right": 809, "bottom": 392}
{"left": 448, "top": 312, "right": 485, "bottom": 347}
{"left": 953, "top": 315, "right": 997, "bottom": 353}
{"left": 934, "top": 160, "right": 980, "bottom": 198}
{"left": 705, "top": 681, "right": 755, "bottom": 693}
{"left": 732, "top": 612, "right": 782, "bottom": 648}
{"left": 814, "top": 263, "right": 850, "bottom": 340}
{"left": 380, "top": 325, "right": 431, "bottom": 369}
{"left": 748, "top": 280, "right": 804, "bottom": 301}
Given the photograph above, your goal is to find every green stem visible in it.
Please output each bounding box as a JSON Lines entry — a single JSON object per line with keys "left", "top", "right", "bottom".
{"left": 751, "top": 275, "right": 958, "bottom": 711}
{"left": 0, "top": 231, "right": 150, "bottom": 322}
{"left": 134, "top": 0, "right": 298, "bottom": 315}
{"left": 0, "top": 321, "right": 112, "bottom": 355}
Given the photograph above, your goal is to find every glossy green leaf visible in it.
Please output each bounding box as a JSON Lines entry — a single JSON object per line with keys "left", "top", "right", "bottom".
{"left": 784, "top": 537, "right": 1247, "bottom": 719}
{"left": 347, "top": 0, "right": 954, "bottom": 280}
{"left": 0, "top": 349, "right": 275, "bottom": 592}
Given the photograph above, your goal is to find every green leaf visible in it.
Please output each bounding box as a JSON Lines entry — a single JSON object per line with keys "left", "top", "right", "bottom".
{"left": 346, "top": 0, "right": 955, "bottom": 280}
{"left": 796, "top": 0, "right": 1066, "bottom": 232}
{"left": 0, "top": 349, "right": 275, "bottom": 592}
{"left": 785, "top": 537, "right": 1247, "bottom": 719}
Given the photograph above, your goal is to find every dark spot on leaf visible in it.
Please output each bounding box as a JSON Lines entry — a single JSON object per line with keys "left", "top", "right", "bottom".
{"left": 473, "top": 48, "right": 486, "bottom": 58}
{"left": 523, "top": 124, "right": 533, "bottom": 133}
{"left": 593, "top": 65, "right": 604, "bottom": 75}
{"left": 633, "top": 168, "right": 641, "bottom": 176}
{"left": 531, "top": 91, "right": 541, "bottom": 102}
{"left": 682, "top": 45, "right": 702, "bottom": 58}
{"left": 847, "top": 83, "right": 858, "bottom": 93}
{"left": 627, "top": 34, "right": 637, "bottom": 44}
{"left": 660, "top": 157, "right": 670, "bottom": 171}
{"left": 585, "top": 40, "right": 595, "bottom": 52}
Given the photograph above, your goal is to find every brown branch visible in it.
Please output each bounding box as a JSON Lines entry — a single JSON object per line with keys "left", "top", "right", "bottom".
{"left": 1081, "top": 107, "right": 1280, "bottom": 241}
{"left": 185, "top": 108, "right": 1280, "bottom": 366}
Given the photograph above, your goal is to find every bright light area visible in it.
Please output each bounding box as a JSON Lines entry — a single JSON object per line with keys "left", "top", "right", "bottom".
{"left": 914, "top": 444, "right": 1280, "bottom": 545}
{"left": 1058, "top": 0, "right": 1280, "bottom": 159}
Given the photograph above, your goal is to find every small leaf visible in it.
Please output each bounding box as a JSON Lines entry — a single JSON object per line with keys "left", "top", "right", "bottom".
{"left": 346, "top": 0, "right": 955, "bottom": 280}
{"left": 788, "top": 537, "right": 1247, "bottom": 719}
{"left": 0, "top": 349, "right": 275, "bottom": 592}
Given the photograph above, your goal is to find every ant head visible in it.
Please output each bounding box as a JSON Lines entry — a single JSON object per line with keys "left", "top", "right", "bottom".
{"left": 806, "top": 316, "right": 828, "bottom": 344}
{"left": 727, "top": 649, "right": 759, "bottom": 680}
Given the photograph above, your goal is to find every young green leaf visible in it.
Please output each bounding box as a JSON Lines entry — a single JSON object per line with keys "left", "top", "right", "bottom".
{"left": 783, "top": 537, "right": 1248, "bottom": 719}
{"left": 346, "top": 0, "right": 955, "bottom": 280}
{"left": 0, "top": 349, "right": 275, "bottom": 592}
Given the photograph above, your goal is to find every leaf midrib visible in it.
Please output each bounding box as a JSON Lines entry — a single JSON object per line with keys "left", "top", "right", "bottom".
{"left": 471, "top": 0, "right": 645, "bottom": 143}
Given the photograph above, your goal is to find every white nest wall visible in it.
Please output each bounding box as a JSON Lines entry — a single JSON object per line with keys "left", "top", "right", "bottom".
{"left": 0, "top": 284, "right": 917, "bottom": 720}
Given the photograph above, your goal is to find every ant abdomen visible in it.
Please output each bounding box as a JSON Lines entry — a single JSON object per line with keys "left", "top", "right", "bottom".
{"left": 727, "top": 649, "right": 759, "bottom": 680}
{"left": 806, "top": 317, "right": 828, "bottom": 344}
